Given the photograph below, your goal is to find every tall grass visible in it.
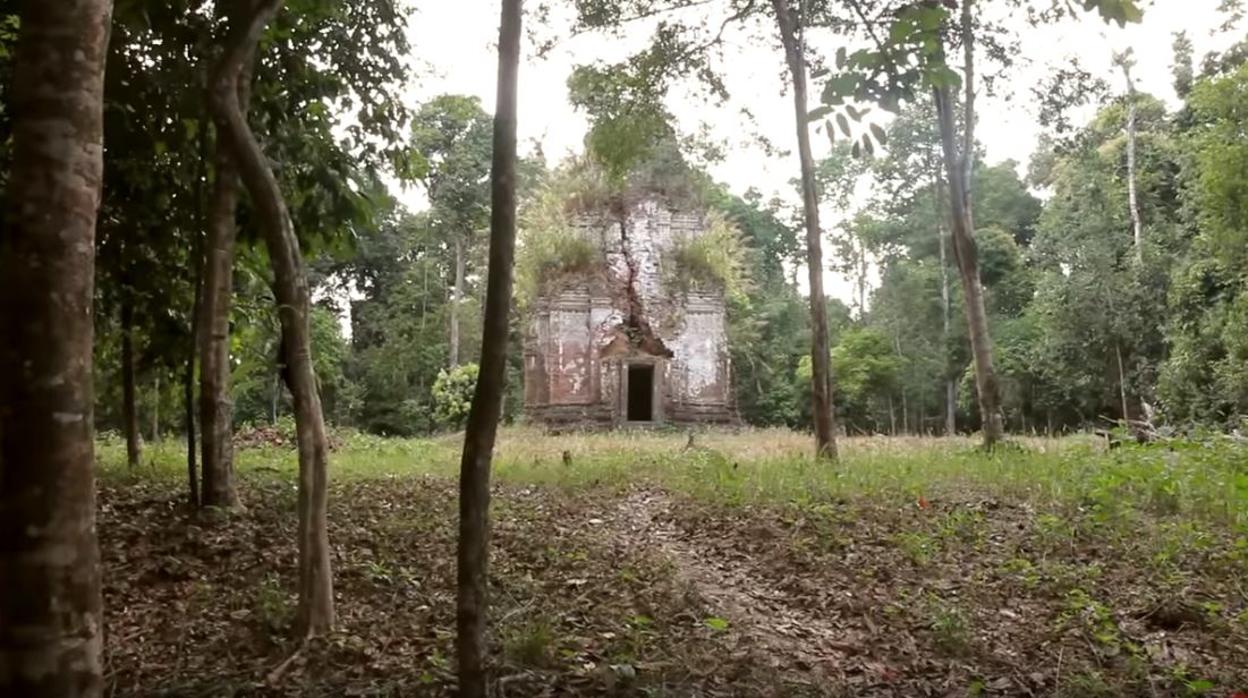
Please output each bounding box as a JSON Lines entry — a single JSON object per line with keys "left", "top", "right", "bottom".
{"left": 96, "top": 427, "right": 1248, "bottom": 532}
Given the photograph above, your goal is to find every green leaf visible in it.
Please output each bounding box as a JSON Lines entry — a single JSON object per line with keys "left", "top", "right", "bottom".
{"left": 836, "top": 113, "right": 852, "bottom": 138}
{"left": 869, "top": 122, "right": 887, "bottom": 146}
{"left": 704, "top": 617, "right": 729, "bottom": 632}
{"left": 916, "top": 5, "right": 947, "bottom": 31}
{"left": 821, "top": 74, "right": 858, "bottom": 103}
{"left": 806, "top": 105, "right": 834, "bottom": 123}
{"left": 1185, "top": 679, "right": 1214, "bottom": 694}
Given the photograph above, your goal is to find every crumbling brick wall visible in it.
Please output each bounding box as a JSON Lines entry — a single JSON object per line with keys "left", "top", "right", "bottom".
{"left": 524, "top": 195, "right": 734, "bottom": 427}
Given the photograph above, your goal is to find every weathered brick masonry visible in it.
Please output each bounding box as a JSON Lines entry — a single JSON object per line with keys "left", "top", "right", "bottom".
{"left": 523, "top": 196, "right": 735, "bottom": 427}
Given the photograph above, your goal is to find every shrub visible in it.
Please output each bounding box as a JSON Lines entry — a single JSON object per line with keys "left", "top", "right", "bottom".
{"left": 669, "top": 211, "right": 750, "bottom": 302}
{"left": 432, "top": 363, "right": 479, "bottom": 429}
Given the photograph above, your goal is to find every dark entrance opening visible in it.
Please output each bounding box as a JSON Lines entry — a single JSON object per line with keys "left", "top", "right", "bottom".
{"left": 627, "top": 364, "right": 654, "bottom": 422}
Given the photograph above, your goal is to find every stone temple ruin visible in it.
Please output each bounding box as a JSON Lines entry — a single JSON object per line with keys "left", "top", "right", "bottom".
{"left": 523, "top": 195, "right": 736, "bottom": 428}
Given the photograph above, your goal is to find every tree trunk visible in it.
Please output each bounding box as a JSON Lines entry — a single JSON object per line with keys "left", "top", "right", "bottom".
{"left": 457, "top": 2, "right": 522, "bottom": 694}
{"left": 1115, "top": 342, "right": 1130, "bottom": 427}
{"left": 1117, "top": 57, "right": 1143, "bottom": 264}
{"left": 210, "top": 0, "right": 333, "bottom": 636}
{"left": 184, "top": 332, "right": 200, "bottom": 508}
{"left": 901, "top": 390, "right": 909, "bottom": 435}
{"left": 121, "top": 297, "right": 142, "bottom": 468}
{"left": 935, "top": 86, "right": 1003, "bottom": 448}
{"left": 186, "top": 114, "right": 207, "bottom": 509}
{"left": 935, "top": 168, "right": 957, "bottom": 437}
{"left": 420, "top": 263, "right": 429, "bottom": 332}
{"left": 857, "top": 241, "right": 867, "bottom": 317}
{"left": 0, "top": 0, "right": 111, "bottom": 693}
{"left": 772, "top": 0, "right": 838, "bottom": 461}
{"left": 198, "top": 34, "right": 255, "bottom": 510}
{"left": 893, "top": 332, "right": 908, "bottom": 434}
{"left": 198, "top": 134, "right": 240, "bottom": 506}
{"left": 450, "top": 236, "right": 465, "bottom": 368}
{"left": 945, "top": 377, "right": 958, "bottom": 436}
{"left": 932, "top": 2, "right": 1003, "bottom": 449}
{"left": 271, "top": 372, "right": 280, "bottom": 424}
{"left": 151, "top": 375, "right": 160, "bottom": 442}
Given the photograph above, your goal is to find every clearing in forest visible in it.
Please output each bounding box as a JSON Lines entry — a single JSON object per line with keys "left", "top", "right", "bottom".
{"left": 98, "top": 428, "right": 1248, "bottom": 696}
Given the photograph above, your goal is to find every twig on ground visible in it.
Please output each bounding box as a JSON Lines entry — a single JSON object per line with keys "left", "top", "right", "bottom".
{"left": 266, "top": 640, "right": 306, "bottom": 685}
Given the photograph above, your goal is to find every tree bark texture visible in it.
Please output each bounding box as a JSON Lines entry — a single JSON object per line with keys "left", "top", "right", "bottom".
{"left": 934, "top": 84, "right": 1004, "bottom": 448}
{"left": 184, "top": 335, "right": 200, "bottom": 507}
{"left": 198, "top": 136, "right": 240, "bottom": 506}
{"left": 198, "top": 33, "right": 256, "bottom": 509}
{"left": 210, "top": 0, "right": 334, "bottom": 636}
{"left": 960, "top": 0, "right": 975, "bottom": 193}
{"left": 1116, "top": 342, "right": 1131, "bottom": 426}
{"left": 932, "top": 4, "right": 1003, "bottom": 448}
{"left": 450, "top": 236, "right": 464, "bottom": 368}
{"left": 186, "top": 117, "right": 207, "bottom": 509}
{"left": 1118, "top": 59, "right": 1143, "bottom": 264}
{"left": 933, "top": 167, "right": 957, "bottom": 437}
{"left": 151, "top": 375, "right": 160, "bottom": 442}
{"left": 121, "top": 296, "right": 142, "bottom": 467}
{"left": 0, "top": 0, "right": 112, "bottom": 694}
{"left": 772, "top": 0, "right": 838, "bottom": 461}
{"left": 938, "top": 229, "right": 957, "bottom": 436}
{"left": 456, "top": 1, "right": 522, "bottom": 694}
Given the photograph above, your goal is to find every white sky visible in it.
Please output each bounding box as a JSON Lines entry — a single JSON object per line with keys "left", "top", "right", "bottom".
{"left": 395, "top": 0, "right": 1240, "bottom": 304}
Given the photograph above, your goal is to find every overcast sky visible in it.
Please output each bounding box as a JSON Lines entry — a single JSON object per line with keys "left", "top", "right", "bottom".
{"left": 395, "top": 0, "right": 1240, "bottom": 303}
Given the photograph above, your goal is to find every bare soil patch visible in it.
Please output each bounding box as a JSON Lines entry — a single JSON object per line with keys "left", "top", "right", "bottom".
{"left": 100, "top": 474, "right": 1248, "bottom": 696}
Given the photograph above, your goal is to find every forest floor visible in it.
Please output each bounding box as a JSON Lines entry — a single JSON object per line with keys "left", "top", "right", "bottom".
{"left": 97, "top": 428, "right": 1248, "bottom": 696}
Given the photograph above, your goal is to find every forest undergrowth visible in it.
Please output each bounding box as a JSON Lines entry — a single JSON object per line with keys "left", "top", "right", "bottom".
{"left": 98, "top": 428, "right": 1248, "bottom": 696}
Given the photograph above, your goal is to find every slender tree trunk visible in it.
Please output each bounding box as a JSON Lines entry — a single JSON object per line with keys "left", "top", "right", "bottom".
{"left": 855, "top": 240, "right": 866, "bottom": 317}
{"left": 420, "top": 263, "right": 429, "bottom": 332}
{"left": 151, "top": 375, "right": 160, "bottom": 442}
{"left": 893, "top": 332, "right": 908, "bottom": 434}
{"left": 901, "top": 390, "right": 909, "bottom": 434}
{"left": 121, "top": 297, "right": 142, "bottom": 467}
{"left": 457, "top": 2, "right": 522, "bottom": 693}
{"left": 933, "top": 3, "right": 1003, "bottom": 448}
{"left": 1117, "top": 58, "right": 1143, "bottom": 264}
{"left": 186, "top": 114, "right": 208, "bottom": 509}
{"left": 1115, "top": 342, "right": 1130, "bottom": 427}
{"left": 198, "top": 34, "right": 255, "bottom": 510}
{"left": 772, "top": 0, "right": 837, "bottom": 460}
{"left": 198, "top": 135, "right": 241, "bottom": 505}
{"left": 184, "top": 327, "right": 200, "bottom": 507}
{"left": 450, "top": 236, "right": 465, "bottom": 368}
{"left": 0, "top": 1, "right": 111, "bottom": 693}
{"left": 935, "top": 86, "right": 1002, "bottom": 447}
{"left": 935, "top": 170, "right": 957, "bottom": 437}
{"left": 945, "top": 378, "right": 958, "bottom": 435}
{"left": 210, "top": 0, "right": 333, "bottom": 636}
{"left": 938, "top": 209, "right": 953, "bottom": 437}
{"left": 271, "top": 372, "right": 280, "bottom": 424}
{"left": 959, "top": 0, "right": 976, "bottom": 193}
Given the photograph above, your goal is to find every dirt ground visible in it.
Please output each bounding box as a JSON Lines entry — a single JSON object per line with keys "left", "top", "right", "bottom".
{"left": 100, "top": 473, "right": 1248, "bottom": 696}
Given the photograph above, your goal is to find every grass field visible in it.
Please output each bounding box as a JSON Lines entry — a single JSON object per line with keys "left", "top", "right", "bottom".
{"left": 97, "top": 427, "right": 1248, "bottom": 696}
